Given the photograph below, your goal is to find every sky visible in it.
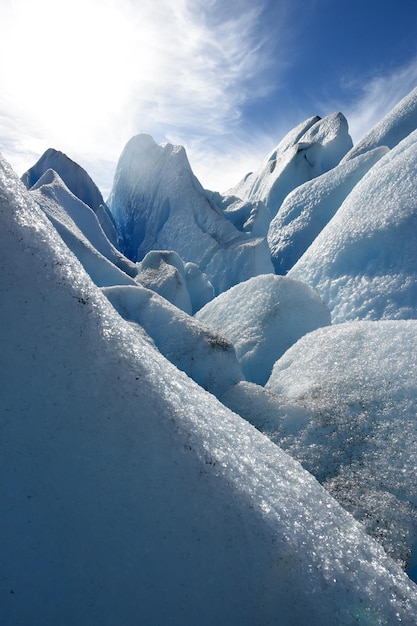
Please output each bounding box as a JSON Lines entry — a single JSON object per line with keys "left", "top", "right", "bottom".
{"left": 0, "top": 0, "right": 416, "bottom": 196}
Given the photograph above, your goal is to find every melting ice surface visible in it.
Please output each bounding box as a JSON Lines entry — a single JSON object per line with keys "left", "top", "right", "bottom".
{"left": 3, "top": 85, "right": 417, "bottom": 623}
{"left": 266, "top": 321, "right": 417, "bottom": 576}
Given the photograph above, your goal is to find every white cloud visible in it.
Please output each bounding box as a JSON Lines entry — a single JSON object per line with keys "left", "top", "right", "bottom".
{"left": 0, "top": 0, "right": 289, "bottom": 194}
{"left": 9, "top": 0, "right": 415, "bottom": 196}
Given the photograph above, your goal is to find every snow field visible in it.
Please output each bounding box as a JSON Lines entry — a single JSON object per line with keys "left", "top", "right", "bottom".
{"left": 2, "top": 152, "right": 417, "bottom": 624}
{"left": 4, "top": 84, "right": 417, "bottom": 623}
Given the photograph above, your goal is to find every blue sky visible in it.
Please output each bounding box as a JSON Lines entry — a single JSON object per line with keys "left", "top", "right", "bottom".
{"left": 0, "top": 0, "right": 416, "bottom": 195}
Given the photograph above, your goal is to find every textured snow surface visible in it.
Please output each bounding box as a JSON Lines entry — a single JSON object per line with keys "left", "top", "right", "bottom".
{"left": 289, "top": 129, "right": 417, "bottom": 321}
{"left": 266, "top": 321, "right": 417, "bottom": 576}
{"left": 102, "top": 283, "right": 243, "bottom": 397}
{"left": 107, "top": 134, "right": 273, "bottom": 294}
{"left": 3, "top": 154, "right": 417, "bottom": 624}
{"left": 30, "top": 169, "right": 137, "bottom": 281}
{"left": 229, "top": 112, "right": 353, "bottom": 216}
{"left": 136, "top": 249, "right": 214, "bottom": 314}
{"left": 196, "top": 274, "right": 331, "bottom": 385}
{"left": 267, "top": 147, "right": 387, "bottom": 274}
{"left": 345, "top": 86, "right": 417, "bottom": 160}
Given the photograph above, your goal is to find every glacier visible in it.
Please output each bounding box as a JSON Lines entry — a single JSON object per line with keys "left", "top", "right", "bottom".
{"left": 101, "top": 283, "right": 243, "bottom": 397}
{"left": 196, "top": 273, "right": 331, "bottom": 385}
{"left": 266, "top": 321, "right": 417, "bottom": 576}
{"left": 30, "top": 168, "right": 137, "bottom": 283}
{"left": 136, "top": 249, "right": 214, "bottom": 314}
{"left": 107, "top": 134, "right": 273, "bottom": 295}
{"left": 289, "top": 127, "right": 417, "bottom": 321}
{"left": 2, "top": 85, "right": 417, "bottom": 623}
{"left": 267, "top": 146, "right": 387, "bottom": 274}
{"left": 22, "top": 146, "right": 120, "bottom": 247}
{"left": 344, "top": 85, "right": 417, "bottom": 160}
{"left": 228, "top": 112, "right": 353, "bottom": 216}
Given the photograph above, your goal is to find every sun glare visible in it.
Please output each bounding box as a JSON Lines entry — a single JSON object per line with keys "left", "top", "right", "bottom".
{"left": 0, "top": 0, "right": 158, "bottom": 154}
{"left": 0, "top": 0, "right": 276, "bottom": 191}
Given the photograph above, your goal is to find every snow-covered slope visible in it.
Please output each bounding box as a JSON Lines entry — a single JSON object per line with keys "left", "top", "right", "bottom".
{"left": 196, "top": 274, "right": 331, "bottom": 385}
{"left": 102, "top": 283, "right": 243, "bottom": 397}
{"left": 267, "top": 146, "right": 387, "bottom": 274}
{"left": 30, "top": 169, "right": 137, "bottom": 279}
{"left": 289, "top": 129, "right": 417, "bottom": 321}
{"left": 107, "top": 134, "right": 273, "bottom": 294}
{"left": 22, "top": 147, "right": 120, "bottom": 248}
{"left": 344, "top": 86, "right": 417, "bottom": 160}
{"left": 265, "top": 321, "right": 417, "bottom": 579}
{"left": 229, "top": 112, "right": 353, "bottom": 216}
{"left": 22, "top": 147, "right": 106, "bottom": 212}
{"left": 3, "top": 153, "right": 417, "bottom": 624}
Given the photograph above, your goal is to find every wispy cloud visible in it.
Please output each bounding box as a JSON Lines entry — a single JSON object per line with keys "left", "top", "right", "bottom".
{"left": 4, "top": 0, "right": 414, "bottom": 197}
{"left": 315, "top": 58, "right": 417, "bottom": 145}
{"left": 0, "top": 0, "right": 291, "bottom": 194}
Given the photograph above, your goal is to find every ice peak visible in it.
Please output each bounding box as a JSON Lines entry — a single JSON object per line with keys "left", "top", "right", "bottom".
{"left": 118, "top": 133, "right": 190, "bottom": 172}
{"left": 229, "top": 112, "right": 352, "bottom": 216}
{"left": 344, "top": 86, "right": 417, "bottom": 160}
{"left": 107, "top": 135, "right": 273, "bottom": 292}
{"left": 21, "top": 147, "right": 105, "bottom": 212}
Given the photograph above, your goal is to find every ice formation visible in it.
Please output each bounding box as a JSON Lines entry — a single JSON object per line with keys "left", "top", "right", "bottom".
{"left": 205, "top": 190, "right": 271, "bottom": 237}
{"left": 4, "top": 153, "right": 417, "bottom": 624}
{"left": 196, "top": 274, "right": 331, "bottom": 385}
{"left": 102, "top": 283, "right": 243, "bottom": 397}
{"left": 344, "top": 85, "right": 417, "bottom": 160}
{"left": 4, "top": 84, "right": 417, "bottom": 623}
{"left": 21, "top": 147, "right": 119, "bottom": 246}
{"left": 24, "top": 173, "right": 135, "bottom": 289}
{"left": 229, "top": 112, "right": 353, "bottom": 216}
{"left": 267, "top": 146, "right": 387, "bottom": 274}
{"left": 265, "top": 321, "right": 417, "bottom": 578}
{"left": 107, "top": 134, "right": 273, "bottom": 294}
{"left": 289, "top": 129, "right": 417, "bottom": 321}
{"left": 136, "top": 250, "right": 214, "bottom": 314}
